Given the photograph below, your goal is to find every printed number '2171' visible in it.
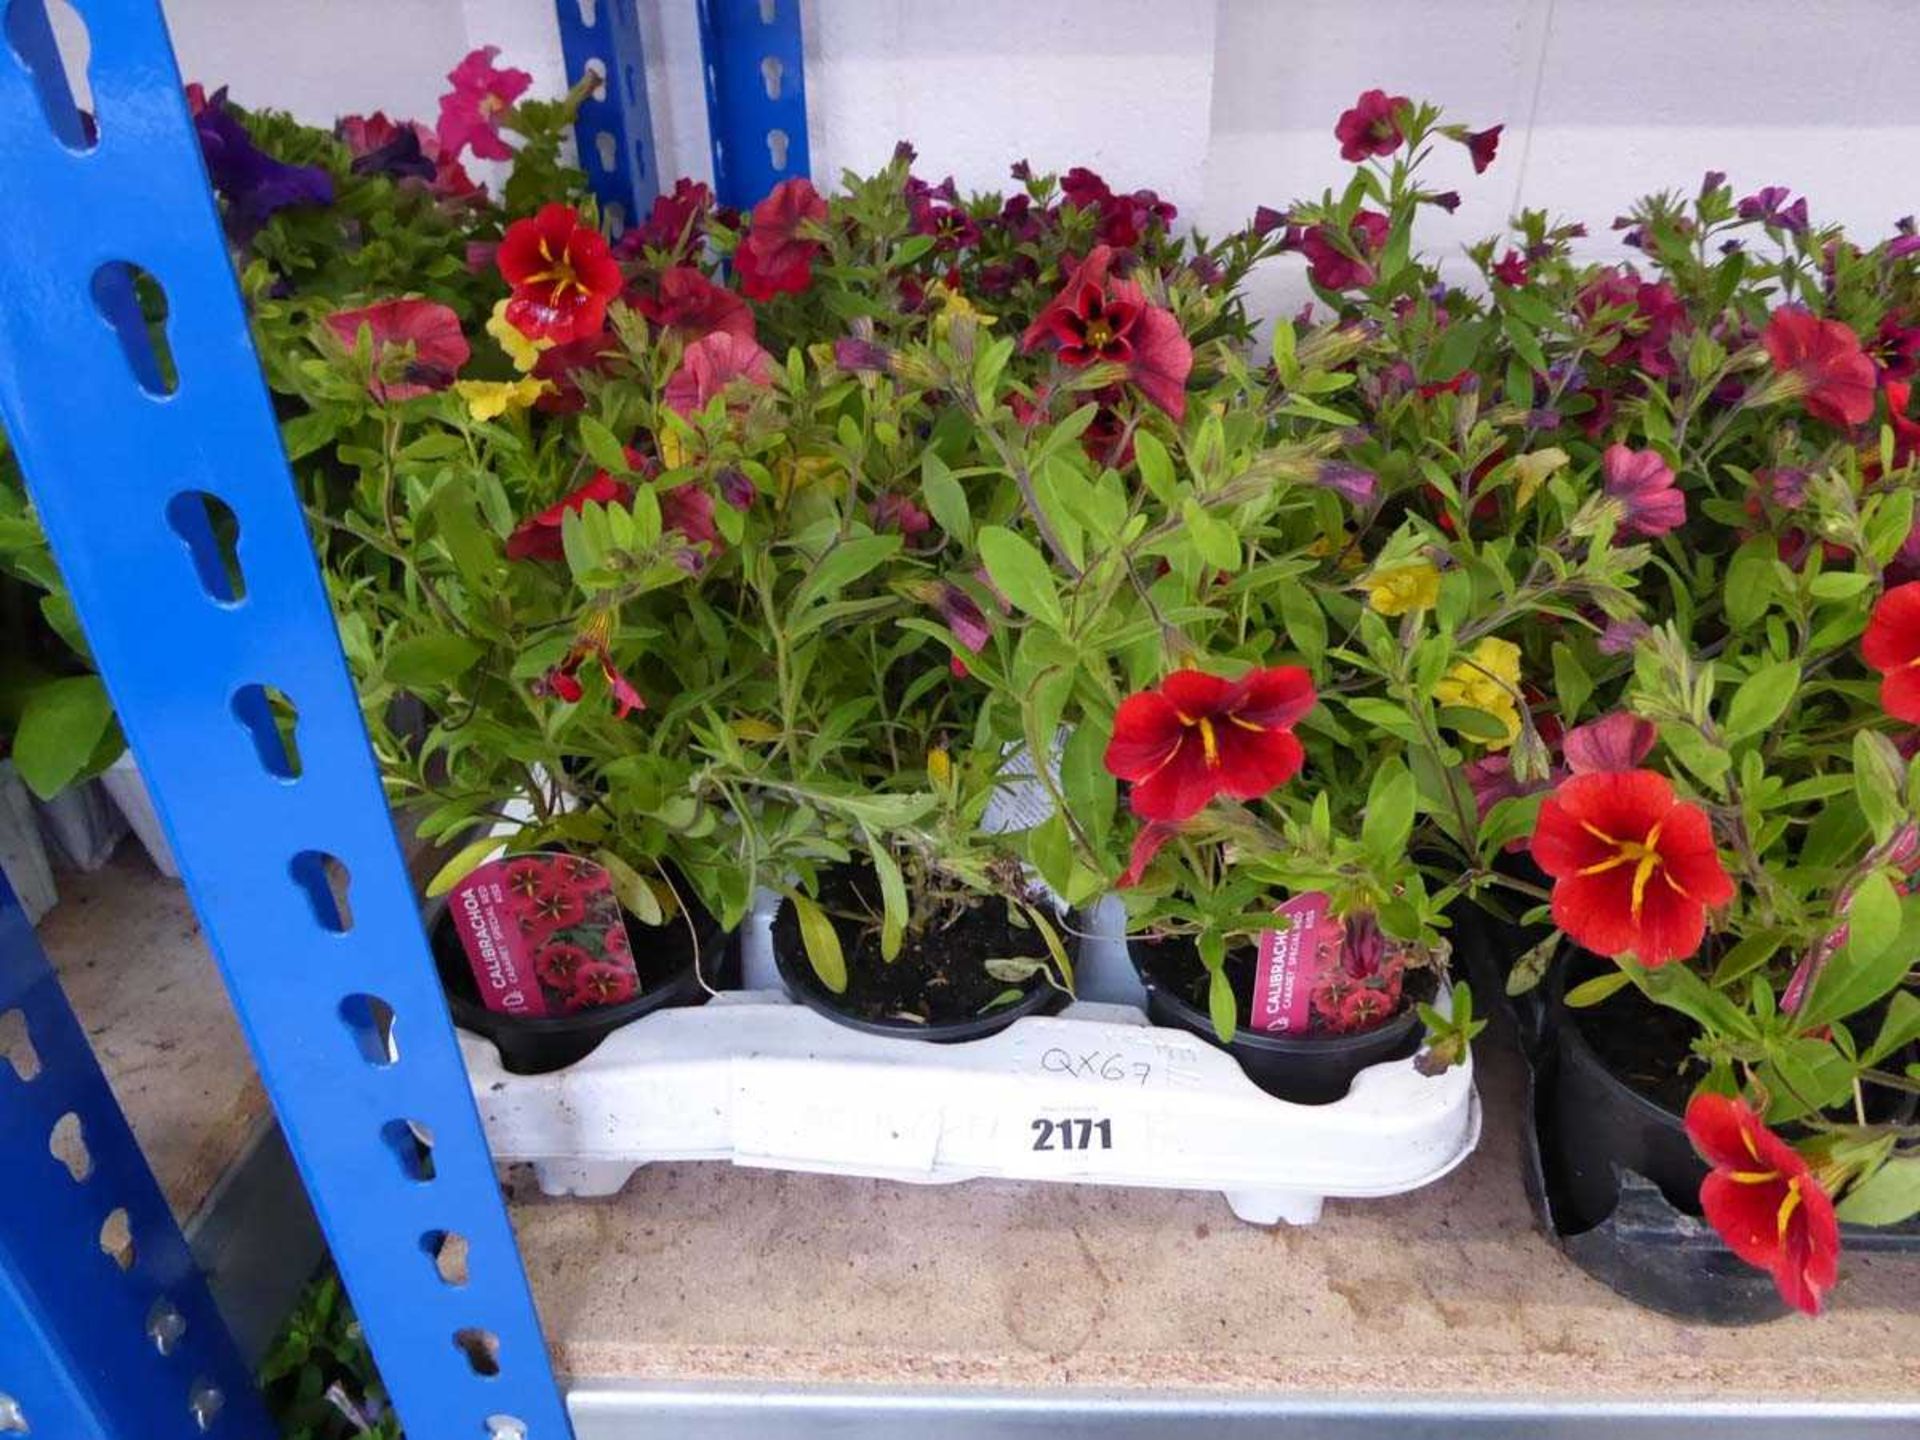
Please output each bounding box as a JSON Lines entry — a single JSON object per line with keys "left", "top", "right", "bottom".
{"left": 1031, "top": 1117, "right": 1112, "bottom": 1151}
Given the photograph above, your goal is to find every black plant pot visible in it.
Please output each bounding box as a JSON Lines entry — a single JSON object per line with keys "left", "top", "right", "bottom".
{"left": 768, "top": 869, "right": 1066, "bottom": 1042}
{"left": 1132, "top": 938, "right": 1421, "bottom": 1106}
{"left": 1457, "top": 910, "right": 1920, "bottom": 1323}
{"left": 429, "top": 897, "right": 737, "bottom": 1075}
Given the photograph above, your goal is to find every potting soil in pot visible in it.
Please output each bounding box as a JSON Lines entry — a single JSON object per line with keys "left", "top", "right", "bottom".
{"left": 772, "top": 864, "right": 1056, "bottom": 1026}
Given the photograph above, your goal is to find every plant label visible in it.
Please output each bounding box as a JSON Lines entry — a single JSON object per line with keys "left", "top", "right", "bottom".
{"left": 1250, "top": 891, "right": 1337, "bottom": 1034}
{"left": 450, "top": 851, "right": 641, "bottom": 1017}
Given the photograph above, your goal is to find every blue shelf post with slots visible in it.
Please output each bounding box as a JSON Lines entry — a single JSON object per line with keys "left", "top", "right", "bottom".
{"left": 0, "top": 869, "right": 272, "bottom": 1439}
{"left": 0, "top": 1, "right": 572, "bottom": 1435}
{"left": 696, "top": 0, "right": 811, "bottom": 208}
{"left": 556, "top": 0, "right": 659, "bottom": 228}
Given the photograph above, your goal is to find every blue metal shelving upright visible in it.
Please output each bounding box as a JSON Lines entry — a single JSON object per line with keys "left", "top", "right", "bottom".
{"left": 0, "top": 1, "right": 570, "bottom": 1434}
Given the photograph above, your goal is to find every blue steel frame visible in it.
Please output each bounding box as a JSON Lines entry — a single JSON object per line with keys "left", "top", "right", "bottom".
{"left": 556, "top": 0, "right": 659, "bottom": 229}
{"left": 0, "top": 871, "right": 271, "bottom": 1439}
{"left": 696, "top": 0, "right": 811, "bottom": 209}
{"left": 0, "top": 2, "right": 570, "bottom": 1436}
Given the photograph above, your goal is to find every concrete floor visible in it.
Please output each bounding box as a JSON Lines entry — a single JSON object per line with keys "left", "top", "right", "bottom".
{"left": 42, "top": 848, "right": 1920, "bottom": 1401}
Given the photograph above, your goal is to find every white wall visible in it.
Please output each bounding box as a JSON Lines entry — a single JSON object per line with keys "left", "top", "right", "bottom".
{"left": 145, "top": 0, "right": 1920, "bottom": 306}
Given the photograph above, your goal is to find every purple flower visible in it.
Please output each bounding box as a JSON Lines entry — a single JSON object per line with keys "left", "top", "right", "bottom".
{"left": 1700, "top": 170, "right": 1727, "bottom": 197}
{"left": 1890, "top": 234, "right": 1920, "bottom": 261}
{"left": 351, "top": 126, "right": 435, "bottom": 182}
{"left": 834, "top": 337, "right": 893, "bottom": 374}
{"left": 1597, "top": 615, "right": 1649, "bottom": 655}
{"left": 1738, "top": 186, "right": 1809, "bottom": 233}
{"left": 1429, "top": 190, "right": 1461, "bottom": 213}
{"left": 1763, "top": 467, "right": 1809, "bottom": 508}
{"left": 935, "top": 582, "right": 991, "bottom": 653}
{"left": 1314, "top": 461, "right": 1378, "bottom": 508}
{"left": 194, "top": 89, "right": 333, "bottom": 240}
{"left": 1603, "top": 443, "right": 1684, "bottom": 539}
{"left": 717, "top": 467, "right": 755, "bottom": 511}
{"left": 1252, "top": 205, "right": 1290, "bottom": 237}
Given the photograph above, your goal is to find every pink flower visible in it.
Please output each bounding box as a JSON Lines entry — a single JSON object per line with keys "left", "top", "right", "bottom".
{"left": 870, "top": 492, "right": 932, "bottom": 537}
{"left": 434, "top": 46, "right": 531, "bottom": 162}
{"left": 1334, "top": 89, "right": 1410, "bottom": 162}
{"left": 661, "top": 484, "right": 720, "bottom": 548}
{"left": 1563, "top": 712, "right": 1657, "bottom": 775}
{"left": 1603, "top": 443, "right": 1684, "bottom": 539}
{"left": 663, "top": 331, "right": 774, "bottom": 417}
{"left": 325, "top": 298, "right": 469, "bottom": 401}
{"left": 1597, "top": 615, "right": 1649, "bottom": 656}
{"left": 1302, "top": 211, "right": 1390, "bottom": 292}
{"left": 934, "top": 581, "right": 990, "bottom": 652}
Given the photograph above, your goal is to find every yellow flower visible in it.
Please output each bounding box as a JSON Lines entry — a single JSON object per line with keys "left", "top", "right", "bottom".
{"left": 658, "top": 427, "right": 690, "bottom": 470}
{"left": 932, "top": 288, "right": 995, "bottom": 343}
{"left": 927, "top": 747, "right": 953, "bottom": 788}
{"left": 1365, "top": 561, "right": 1442, "bottom": 616}
{"left": 455, "top": 376, "right": 550, "bottom": 422}
{"left": 1512, "top": 447, "right": 1570, "bottom": 509}
{"left": 1433, "top": 637, "right": 1523, "bottom": 749}
{"left": 487, "top": 299, "right": 552, "bottom": 374}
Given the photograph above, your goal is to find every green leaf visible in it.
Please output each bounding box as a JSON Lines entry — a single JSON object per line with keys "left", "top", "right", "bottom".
{"left": 867, "top": 837, "right": 909, "bottom": 963}
{"left": 1207, "top": 962, "right": 1238, "bottom": 1043}
{"left": 1551, "top": 642, "right": 1592, "bottom": 723}
{"left": 13, "top": 675, "right": 113, "bottom": 799}
{"left": 1867, "top": 991, "right": 1920, "bottom": 1066}
{"left": 1361, "top": 758, "right": 1415, "bottom": 866}
{"left": 1725, "top": 536, "right": 1778, "bottom": 627}
{"left": 786, "top": 891, "right": 847, "bottom": 994}
{"left": 1854, "top": 729, "right": 1906, "bottom": 846}
{"left": 978, "top": 525, "right": 1063, "bottom": 628}
{"left": 578, "top": 415, "right": 632, "bottom": 476}
{"left": 1836, "top": 1158, "right": 1920, "bottom": 1226}
{"left": 1182, "top": 498, "right": 1240, "bottom": 571}
{"left": 385, "top": 634, "right": 484, "bottom": 689}
{"left": 788, "top": 533, "right": 902, "bottom": 614}
{"left": 1724, "top": 660, "right": 1800, "bottom": 741}
{"left": 1710, "top": 932, "right": 1784, "bottom": 988}
{"left": 423, "top": 835, "right": 503, "bottom": 898}
{"left": 279, "top": 410, "right": 337, "bottom": 462}
{"left": 1845, "top": 870, "right": 1902, "bottom": 968}
{"left": 1132, "top": 430, "right": 1180, "bottom": 509}
{"left": 1564, "top": 971, "right": 1631, "bottom": 1008}
{"left": 596, "top": 850, "right": 664, "bottom": 926}
{"left": 1278, "top": 583, "right": 1327, "bottom": 664}
{"left": 1059, "top": 722, "right": 1115, "bottom": 852}
{"left": 1426, "top": 319, "right": 1488, "bottom": 384}
{"left": 921, "top": 451, "right": 970, "bottom": 545}
{"left": 1801, "top": 890, "right": 1920, "bottom": 1028}
{"left": 1632, "top": 960, "right": 1759, "bottom": 1040}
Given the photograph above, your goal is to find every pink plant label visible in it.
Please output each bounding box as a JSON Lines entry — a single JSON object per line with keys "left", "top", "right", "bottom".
{"left": 450, "top": 851, "right": 640, "bottom": 1018}
{"left": 1250, "top": 891, "right": 1338, "bottom": 1035}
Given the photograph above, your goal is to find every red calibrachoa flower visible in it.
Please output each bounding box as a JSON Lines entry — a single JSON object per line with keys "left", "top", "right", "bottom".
{"left": 1490, "top": 249, "right": 1529, "bottom": 287}
{"left": 1530, "top": 770, "right": 1734, "bottom": 964}
{"left": 1021, "top": 245, "right": 1194, "bottom": 419}
{"left": 503, "top": 858, "right": 555, "bottom": 905}
{"left": 1685, "top": 1092, "right": 1841, "bottom": 1315}
{"left": 325, "top": 297, "right": 470, "bottom": 402}
{"left": 735, "top": 177, "right": 829, "bottom": 300}
{"left": 506, "top": 471, "right": 632, "bottom": 562}
{"left": 1464, "top": 124, "right": 1503, "bottom": 174}
{"left": 1762, "top": 308, "right": 1876, "bottom": 428}
{"left": 662, "top": 331, "right": 775, "bottom": 417}
{"left": 497, "top": 203, "right": 623, "bottom": 344}
{"left": 434, "top": 46, "right": 531, "bottom": 162}
{"left": 634, "top": 266, "right": 756, "bottom": 344}
{"left": 1104, "top": 667, "right": 1317, "bottom": 822}
{"left": 1334, "top": 89, "right": 1410, "bottom": 162}
{"left": 518, "top": 885, "right": 586, "bottom": 935}
{"left": 570, "top": 961, "right": 639, "bottom": 1010}
{"left": 535, "top": 943, "right": 594, "bottom": 993}
{"left": 1862, "top": 581, "right": 1920, "bottom": 723}
{"left": 533, "top": 612, "right": 646, "bottom": 720}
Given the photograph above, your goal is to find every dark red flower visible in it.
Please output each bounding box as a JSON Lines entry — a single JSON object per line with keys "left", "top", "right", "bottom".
{"left": 1338, "top": 986, "right": 1397, "bottom": 1032}
{"left": 1686, "top": 1092, "right": 1840, "bottom": 1315}
{"left": 870, "top": 492, "right": 932, "bottom": 537}
{"left": 735, "top": 177, "right": 828, "bottom": 300}
{"left": 1562, "top": 712, "right": 1657, "bottom": 775}
{"left": 535, "top": 942, "right": 594, "bottom": 992}
{"left": 930, "top": 580, "right": 990, "bottom": 653}
{"left": 618, "top": 177, "right": 714, "bottom": 263}
{"left": 531, "top": 330, "right": 622, "bottom": 414}
{"left": 325, "top": 298, "right": 469, "bottom": 401}
{"left": 568, "top": 961, "right": 638, "bottom": 1010}
{"left": 1491, "top": 249, "right": 1529, "bottom": 287}
{"left": 1530, "top": 770, "right": 1733, "bottom": 965}
{"left": 435, "top": 45, "right": 531, "bottom": 162}
{"left": 1763, "top": 308, "right": 1876, "bottom": 428}
{"left": 1022, "top": 245, "right": 1193, "bottom": 419}
{"left": 507, "top": 472, "right": 633, "bottom": 562}
{"left": 662, "top": 331, "right": 774, "bottom": 417}
{"left": 1602, "top": 443, "right": 1684, "bottom": 539}
{"left": 1301, "top": 210, "right": 1390, "bottom": 292}
{"left": 1576, "top": 269, "right": 1687, "bottom": 377}
{"left": 634, "top": 266, "right": 755, "bottom": 344}
{"left": 1465, "top": 124, "right": 1503, "bottom": 174}
{"left": 497, "top": 203, "right": 623, "bottom": 344}
{"left": 1863, "top": 582, "right": 1920, "bottom": 723}
{"left": 1104, "top": 667, "right": 1316, "bottom": 822}
{"left": 1870, "top": 316, "right": 1920, "bottom": 382}
{"left": 1334, "top": 89, "right": 1410, "bottom": 162}
{"left": 533, "top": 613, "right": 647, "bottom": 720}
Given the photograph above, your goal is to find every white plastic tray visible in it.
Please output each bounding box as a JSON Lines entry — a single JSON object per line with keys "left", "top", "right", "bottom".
{"left": 462, "top": 898, "right": 1480, "bottom": 1225}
